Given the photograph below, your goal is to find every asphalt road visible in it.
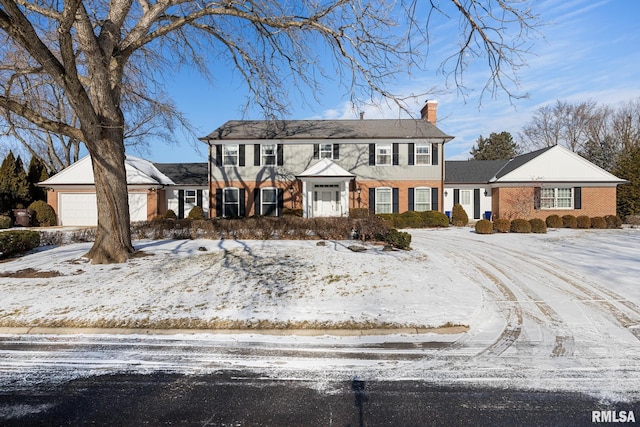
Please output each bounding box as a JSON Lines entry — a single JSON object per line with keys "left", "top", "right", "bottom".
{"left": 2, "top": 372, "right": 631, "bottom": 426}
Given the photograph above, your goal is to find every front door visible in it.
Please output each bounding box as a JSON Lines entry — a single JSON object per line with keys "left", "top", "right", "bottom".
{"left": 313, "top": 185, "right": 340, "bottom": 217}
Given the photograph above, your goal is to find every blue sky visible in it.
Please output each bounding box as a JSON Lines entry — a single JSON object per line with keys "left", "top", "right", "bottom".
{"left": 138, "top": 0, "right": 640, "bottom": 163}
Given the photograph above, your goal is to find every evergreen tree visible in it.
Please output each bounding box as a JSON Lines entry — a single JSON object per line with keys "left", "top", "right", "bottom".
{"left": 0, "top": 151, "right": 31, "bottom": 212}
{"left": 27, "top": 156, "right": 50, "bottom": 202}
{"left": 613, "top": 146, "right": 640, "bottom": 219}
{"left": 470, "top": 131, "right": 520, "bottom": 160}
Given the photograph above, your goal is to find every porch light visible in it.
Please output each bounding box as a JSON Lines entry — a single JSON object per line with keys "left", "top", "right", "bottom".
{"left": 356, "top": 187, "right": 361, "bottom": 195}
{"left": 289, "top": 185, "right": 294, "bottom": 196}
{"left": 444, "top": 190, "right": 448, "bottom": 197}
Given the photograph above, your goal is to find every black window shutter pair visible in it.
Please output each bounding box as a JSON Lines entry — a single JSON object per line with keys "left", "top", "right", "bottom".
{"left": 251, "top": 188, "right": 283, "bottom": 216}
{"left": 215, "top": 145, "right": 245, "bottom": 166}
{"left": 253, "top": 144, "right": 284, "bottom": 166}
{"left": 215, "top": 188, "right": 246, "bottom": 217}
{"left": 368, "top": 188, "right": 399, "bottom": 213}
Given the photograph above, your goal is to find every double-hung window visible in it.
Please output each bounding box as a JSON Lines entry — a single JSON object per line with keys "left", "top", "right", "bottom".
{"left": 185, "top": 190, "right": 196, "bottom": 204}
{"left": 223, "top": 188, "right": 239, "bottom": 217}
{"left": 375, "top": 187, "right": 392, "bottom": 214}
{"left": 376, "top": 144, "right": 392, "bottom": 165}
{"left": 261, "top": 188, "right": 278, "bottom": 216}
{"left": 540, "top": 188, "right": 573, "bottom": 209}
{"left": 223, "top": 145, "right": 239, "bottom": 166}
{"left": 414, "top": 187, "right": 432, "bottom": 212}
{"left": 262, "top": 144, "right": 277, "bottom": 165}
{"left": 415, "top": 143, "right": 431, "bottom": 165}
{"left": 320, "top": 144, "right": 333, "bottom": 159}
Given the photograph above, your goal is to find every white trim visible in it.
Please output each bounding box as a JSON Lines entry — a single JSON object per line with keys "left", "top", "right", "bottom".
{"left": 376, "top": 144, "right": 392, "bottom": 166}
{"left": 414, "top": 186, "right": 432, "bottom": 212}
{"left": 414, "top": 143, "right": 432, "bottom": 166}
{"left": 222, "top": 187, "right": 240, "bottom": 217}
{"left": 261, "top": 187, "right": 278, "bottom": 216}
{"left": 375, "top": 187, "right": 393, "bottom": 214}
{"left": 223, "top": 144, "right": 239, "bottom": 166}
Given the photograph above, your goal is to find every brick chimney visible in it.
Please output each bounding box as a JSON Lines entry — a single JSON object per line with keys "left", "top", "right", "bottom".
{"left": 420, "top": 100, "right": 438, "bottom": 124}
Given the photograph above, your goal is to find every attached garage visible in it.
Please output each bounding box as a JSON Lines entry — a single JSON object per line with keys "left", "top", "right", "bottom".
{"left": 57, "top": 192, "right": 148, "bottom": 226}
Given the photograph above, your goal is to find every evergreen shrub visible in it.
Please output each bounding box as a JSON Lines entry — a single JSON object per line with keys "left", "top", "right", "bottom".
{"left": 451, "top": 203, "right": 469, "bottom": 226}
{"left": 546, "top": 214, "right": 562, "bottom": 228}
{"left": 0, "top": 230, "right": 40, "bottom": 258}
{"left": 28, "top": 201, "right": 57, "bottom": 226}
{"left": 474, "top": 219, "right": 493, "bottom": 234}
{"left": 510, "top": 218, "right": 531, "bottom": 233}
{"left": 164, "top": 209, "right": 177, "bottom": 219}
{"left": 604, "top": 215, "right": 622, "bottom": 229}
{"left": 187, "top": 206, "right": 204, "bottom": 220}
{"left": 493, "top": 218, "right": 511, "bottom": 233}
{"left": 590, "top": 216, "right": 607, "bottom": 229}
{"left": 383, "top": 228, "right": 412, "bottom": 250}
{"left": 0, "top": 215, "right": 12, "bottom": 229}
{"left": 529, "top": 218, "right": 547, "bottom": 233}
{"left": 562, "top": 215, "right": 577, "bottom": 228}
{"left": 576, "top": 215, "right": 591, "bottom": 229}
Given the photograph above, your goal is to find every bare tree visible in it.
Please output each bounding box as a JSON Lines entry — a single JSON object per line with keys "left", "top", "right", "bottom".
{"left": 0, "top": 0, "right": 540, "bottom": 264}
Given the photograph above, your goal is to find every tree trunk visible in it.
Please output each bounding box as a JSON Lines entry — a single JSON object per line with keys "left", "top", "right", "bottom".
{"left": 83, "top": 136, "right": 134, "bottom": 264}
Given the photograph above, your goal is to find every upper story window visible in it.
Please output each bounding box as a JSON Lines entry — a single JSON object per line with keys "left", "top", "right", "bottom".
{"left": 262, "top": 144, "right": 277, "bottom": 165}
{"left": 320, "top": 144, "right": 333, "bottom": 159}
{"left": 415, "top": 143, "right": 431, "bottom": 165}
{"left": 541, "top": 188, "right": 573, "bottom": 209}
{"left": 376, "top": 144, "right": 392, "bottom": 165}
{"left": 223, "top": 145, "right": 239, "bottom": 166}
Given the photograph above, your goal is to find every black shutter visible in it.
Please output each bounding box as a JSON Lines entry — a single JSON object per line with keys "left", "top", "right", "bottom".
{"left": 369, "top": 144, "right": 376, "bottom": 165}
{"left": 178, "top": 189, "right": 185, "bottom": 219}
{"left": 277, "top": 144, "right": 284, "bottom": 166}
{"left": 239, "top": 189, "right": 246, "bottom": 217}
{"left": 277, "top": 188, "right": 284, "bottom": 216}
{"left": 333, "top": 144, "right": 340, "bottom": 160}
{"left": 432, "top": 143, "right": 439, "bottom": 166}
{"left": 534, "top": 187, "right": 541, "bottom": 210}
{"left": 215, "top": 189, "right": 222, "bottom": 217}
{"left": 254, "top": 145, "right": 261, "bottom": 166}
{"left": 215, "top": 145, "right": 222, "bottom": 166}
{"left": 239, "top": 145, "right": 245, "bottom": 166}
{"left": 574, "top": 187, "right": 582, "bottom": 209}
{"left": 408, "top": 144, "right": 415, "bottom": 166}
{"left": 392, "top": 143, "right": 399, "bottom": 165}
{"left": 431, "top": 188, "right": 439, "bottom": 211}
{"left": 253, "top": 188, "right": 261, "bottom": 216}
{"left": 392, "top": 188, "right": 399, "bottom": 213}
{"left": 408, "top": 188, "right": 415, "bottom": 211}
{"left": 453, "top": 189, "right": 460, "bottom": 205}
{"left": 474, "top": 188, "right": 481, "bottom": 219}
{"left": 369, "top": 188, "right": 376, "bottom": 214}
{"left": 313, "top": 144, "right": 319, "bottom": 159}
{"left": 197, "top": 189, "right": 203, "bottom": 208}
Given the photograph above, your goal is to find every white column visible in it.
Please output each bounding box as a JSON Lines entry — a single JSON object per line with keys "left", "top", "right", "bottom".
{"left": 302, "top": 180, "right": 308, "bottom": 218}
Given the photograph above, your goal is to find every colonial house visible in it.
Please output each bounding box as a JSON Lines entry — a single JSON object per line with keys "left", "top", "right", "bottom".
{"left": 444, "top": 145, "right": 627, "bottom": 221}
{"left": 199, "top": 100, "right": 454, "bottom": 218}
{"left": 40, "top": 155, "right": 208, "bottom": 226}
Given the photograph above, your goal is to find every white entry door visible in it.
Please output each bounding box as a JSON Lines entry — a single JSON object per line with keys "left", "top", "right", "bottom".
{"left": 313, "top": 185, "right": 340, "bottom": 217}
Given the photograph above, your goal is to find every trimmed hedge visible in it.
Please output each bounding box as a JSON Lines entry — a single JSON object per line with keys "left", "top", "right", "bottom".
{"left": 529, "top": 218, "right": 547, "bottom": 233}
{"left": 493, "top": 218, "right": 511, "bottom": 233}
{"left": 576, "top": 215, "right": 591, "bottom": 229}
{"left": 0, "top": 215, "right": 12, "bottom": 229}
{"left": 562, "top": 215, "right": 577, "bottom": 228}
{"left": 546, "top": 214, "right": 562, "bottom": 228}
{"left": 475, "top": 219, "right": 493, "bottom": 234}
{"left": 510, "top": 218, "right": 532, "bottom": 233}
{"left": 590, "top": 216, "right": 607, "bottom": 229}
{"left": 377, "top": 210, "right": 449, "bottom": 229}
{"left": 282, "top": 208, "right": 303, "bottom": 217}
{"left": 0, "top": 230, "right": 40, "bottom": 258}
{"left": 28, "top": 201, "right": 57, "bottom": 226}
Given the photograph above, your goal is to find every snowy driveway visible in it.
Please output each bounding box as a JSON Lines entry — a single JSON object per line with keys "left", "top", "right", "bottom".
{"left": 1, "top": 227, "right": 640, "bottom": 402}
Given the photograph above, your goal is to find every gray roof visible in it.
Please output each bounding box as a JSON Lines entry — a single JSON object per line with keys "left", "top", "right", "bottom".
{"left": 200, "top": 119, "right": 454, "bottom": 142}
{"left": 445, "top": 147, "right": 556, "bottom": 184}
{"left": 153, "top": 163, "right": 208, "bottom": 186}
{"left": 445, "top": 160, "right": 509, "bottom": 184}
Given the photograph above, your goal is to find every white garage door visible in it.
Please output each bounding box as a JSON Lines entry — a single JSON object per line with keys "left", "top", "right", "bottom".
{"left": 59, "top": 192, "right": 147, "bottom": 226}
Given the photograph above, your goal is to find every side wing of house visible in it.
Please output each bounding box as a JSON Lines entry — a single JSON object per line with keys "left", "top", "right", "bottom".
{"left": 201, "top": 115, "right": 454, "bottom": 218}
{"left": 490, "top": 145, "right": 626, "bottom": 220}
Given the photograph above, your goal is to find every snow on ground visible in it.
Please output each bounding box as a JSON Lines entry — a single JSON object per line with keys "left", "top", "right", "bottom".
{"left": 2, "top": 226, "right": 640, "bottom": 401}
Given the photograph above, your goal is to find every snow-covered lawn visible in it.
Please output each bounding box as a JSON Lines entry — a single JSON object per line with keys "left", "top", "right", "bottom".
{"left": 2, "top": 226, "right": 640, "bottom": 401}
{"left": 0, "top": 227, "right": 638, "bottom": 332}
